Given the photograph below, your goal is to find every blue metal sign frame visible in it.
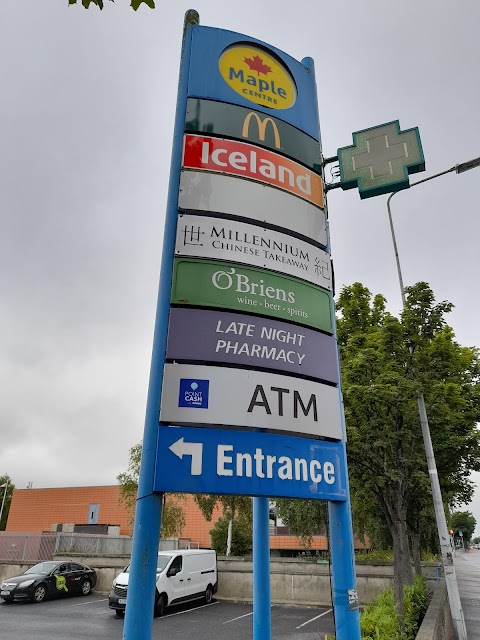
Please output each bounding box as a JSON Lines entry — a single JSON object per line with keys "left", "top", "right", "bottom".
{"left": 124, "top": 12, "right": 361, "bottom": 640}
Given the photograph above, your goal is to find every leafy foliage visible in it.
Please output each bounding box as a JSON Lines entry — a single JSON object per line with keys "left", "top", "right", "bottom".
{"left": 274, "top": 499, "right": 327, "bottom": 548}
{"left": 68, "top": 0, "right": 155, "bottom": 10}
{"left": 194, "top": 494, "right": 252, "bottom": 555}
{"left": 449, "top": 511, "right": 477, "bottom": 542}
{"left": 117, "top": 442, "right": 142, "bottom": 520}
{"left": 337, "top": 281, "right": 480, "bottom": 611}
{"left": 403, "top": 576, "right": 428, "bottom": 639}
{"left": 360, "top": 576, "right": 427, "bottom": 640}
{"left": 210, "top": 513, "right": 252, "bottom": 556}
{"left": 360, "top": 588, "right": 399, "bottom": 640}
{"left": 116, "top": 442, "right": 185, "bottom": 538}
{"left": 355, "top": 550, "right": 394, "bottom": 563}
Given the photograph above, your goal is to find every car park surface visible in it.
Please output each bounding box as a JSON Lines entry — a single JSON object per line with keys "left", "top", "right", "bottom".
{"left": 0, "top": 594, "right": 336, "bottom": 640}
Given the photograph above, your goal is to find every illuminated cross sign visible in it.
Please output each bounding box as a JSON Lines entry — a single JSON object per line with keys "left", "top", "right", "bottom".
{"left": 337, "top": 120, "right": 425, "bottom": 199}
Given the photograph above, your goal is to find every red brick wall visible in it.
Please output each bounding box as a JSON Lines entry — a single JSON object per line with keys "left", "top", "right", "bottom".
{"left": 6, "top": 486, "right": 133, "bottom": 536}
{"left": 170, "top": 494, "right": 222, "bottom": 548}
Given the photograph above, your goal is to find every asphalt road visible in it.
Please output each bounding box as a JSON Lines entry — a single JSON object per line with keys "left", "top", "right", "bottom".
{"left": 0, "top": 595, "right": 336, "bottom": 640}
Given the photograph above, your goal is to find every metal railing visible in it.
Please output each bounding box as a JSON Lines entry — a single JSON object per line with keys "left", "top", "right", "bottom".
{"left": 0, "top": 532, "right": 199, "bottom": 564}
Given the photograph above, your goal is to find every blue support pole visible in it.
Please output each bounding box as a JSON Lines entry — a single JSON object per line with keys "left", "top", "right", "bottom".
{"left": 123, "top": 11, "right": 199, "bottom": 640}
{"left": 253, "top": 497, "right": 271, "bottom": 640}
{"left": 325, "top": 247, "right": 361, "bottom": 640}
{"left": 324, "top": 264, "right": 361, "bottom": 639}
{"left": 328, "top": 492, "right": 361, "bottom": 638}
{"left": 315, "top": 74, "right": 360, "bottom": 637}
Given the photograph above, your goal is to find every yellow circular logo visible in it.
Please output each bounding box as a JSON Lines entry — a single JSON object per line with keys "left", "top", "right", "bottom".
{"left": 219, "top": 44, "right": 297, "bottom": 110}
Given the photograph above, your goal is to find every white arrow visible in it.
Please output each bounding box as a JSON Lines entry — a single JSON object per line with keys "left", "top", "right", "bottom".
{"left": 169, "top": 438, "right": 203, "bottom": 476}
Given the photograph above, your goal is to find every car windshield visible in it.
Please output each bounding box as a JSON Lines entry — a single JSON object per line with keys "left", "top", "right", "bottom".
{"left": 25, "top": 561, "right": 59, "bottom": 575}
{"left": 121, "top": 555, "right": 172, "bottom": 575}
{"left": 156, "top": 555, "right": 172, "bottom": 572}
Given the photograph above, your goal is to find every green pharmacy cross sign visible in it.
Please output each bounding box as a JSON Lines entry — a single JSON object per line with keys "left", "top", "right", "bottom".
{"left": 337, "top": 120, "right": 425, "bottom": 199}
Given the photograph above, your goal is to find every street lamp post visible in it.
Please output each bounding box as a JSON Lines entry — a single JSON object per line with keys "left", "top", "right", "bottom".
{"left": 0, "top": 481, "right": 9, "bottom": 528}
{"left": 387, "top": 157, "right": 480, "bottom": 640}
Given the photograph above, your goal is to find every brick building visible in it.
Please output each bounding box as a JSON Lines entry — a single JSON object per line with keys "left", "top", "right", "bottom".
{"left": 6, "top": 487, "right": 221, "bottom": 546}
{"left": 6, "top": 486, "right": 366, "bottom": 553}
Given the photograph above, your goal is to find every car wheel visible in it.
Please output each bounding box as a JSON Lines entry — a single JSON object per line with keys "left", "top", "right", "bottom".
{"left": 2, "top": 599, "right": 13, "bottom": 604}
{"left": 205, "top": 585, "right": 214, "bottom": 605}
{"left": 33, "top": 585, "right": 47, "bottom": 603}
{"left": 115, "top": 610, "right": 125, "bottom": 618}
{"left": 155, "top": 594, "right": 167, "bottom": 617}
{"left": 80, "top": 579, "right": 92, "bottom": 596}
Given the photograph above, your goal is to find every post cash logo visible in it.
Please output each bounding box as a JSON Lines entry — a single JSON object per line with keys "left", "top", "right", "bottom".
{"left": 178, "top": 379, "right": 209, "bottom": 409}
{"left": 219, "top": 44, "right": 296, "bottom": 110}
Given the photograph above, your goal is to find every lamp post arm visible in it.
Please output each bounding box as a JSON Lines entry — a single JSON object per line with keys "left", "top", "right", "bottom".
{"left": 386, "top": 165, "right": 458, "bottom": 310}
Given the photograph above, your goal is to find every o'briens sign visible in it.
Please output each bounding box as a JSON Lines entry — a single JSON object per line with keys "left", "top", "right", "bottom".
{"left": 171, "top": 258, "right": 333, "bottom": 334}
{"left": 175, "top": 214, "right": 331, "bottom": 290}
{"left": 160, "top": 364, "right": 342, "bottom": 439}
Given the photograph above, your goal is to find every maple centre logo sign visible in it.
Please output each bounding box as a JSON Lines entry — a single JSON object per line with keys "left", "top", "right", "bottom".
{"left": 219, "top": 44, "right": 297, "bottom": 110}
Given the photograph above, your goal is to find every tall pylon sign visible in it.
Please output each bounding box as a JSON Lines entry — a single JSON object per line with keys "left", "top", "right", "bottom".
{"left": 123, "top": 11, "right": 361, "bottom": 640}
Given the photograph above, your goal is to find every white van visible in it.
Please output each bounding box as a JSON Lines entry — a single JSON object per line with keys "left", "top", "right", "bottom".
{"left": 108, "top": 549, "right": 217, "bottom": 616}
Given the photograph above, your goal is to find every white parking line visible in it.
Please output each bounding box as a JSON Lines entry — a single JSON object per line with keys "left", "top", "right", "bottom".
{"left": 223, "top": 610, "right": 253, "bottom": 624}
{"left": 161, "top": 601, "right": 219, "bottom": 618}
{"left": 63, "top": 598, "right": 108, "bottom": 607}
{"left": 296, "top": 608, "right": 333, "bottom": 629}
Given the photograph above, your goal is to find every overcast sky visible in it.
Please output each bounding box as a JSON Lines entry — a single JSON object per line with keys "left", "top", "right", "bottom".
{"left": 2, "top": 1, "right": 479, "bottom": 532}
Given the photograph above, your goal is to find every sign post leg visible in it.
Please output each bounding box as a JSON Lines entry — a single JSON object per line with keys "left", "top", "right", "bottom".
{"left": 123, "top": 11, "right": 198, "bottom": 640}
{"left": 328, "top": 496, "right": 361, "bottom": 640}
{"left": 123, "top": 494, "right": 162, "bottom": 640}
{"left": 253, "top": 496, "right": 271, "bottom": 640}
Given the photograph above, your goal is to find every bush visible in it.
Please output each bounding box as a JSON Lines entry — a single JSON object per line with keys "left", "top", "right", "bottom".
{"left": 210, "top": 514, "right": 252, "bottom": 556}
{"left": 404, "top": 575, "right": 427, "bottom": 638}
{"left": 358, "top": 576, "right": 428, "bottom": 640}
{"left": 360, "top": 588, "right": 399, "bottom": 640}
{"left": 355, "top": 550, "right": 393, "bottom": 563}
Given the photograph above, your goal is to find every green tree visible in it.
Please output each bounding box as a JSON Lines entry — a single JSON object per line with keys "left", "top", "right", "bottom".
{"left": 336, "top": 282, "right": 480, "bottom": 619}
{"left": 194, "top": 495, "right": 252, "bottom": 556}
{"left": 0, "top": 475, "right": 14, "bottom": 531}
{"left": 67, "top": 0, "right": 155, "bottom": 10}
{"left": 449, "top": 511, "right": 476, "bottom": 543}
{"left": 274, "top": 499, "right": 328, "bottom": 549}
{"left": 117, "top": 442, "right": 185, "bottom": 539}
{"left": 210, "top": 513, "right": 252, "bottom": 556}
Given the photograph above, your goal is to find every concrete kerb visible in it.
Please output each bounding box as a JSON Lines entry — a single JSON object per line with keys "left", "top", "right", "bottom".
{"left": 415, "top": 579, "right": 454, "bottom": 640}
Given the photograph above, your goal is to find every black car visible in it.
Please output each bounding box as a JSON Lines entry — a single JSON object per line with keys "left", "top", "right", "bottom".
{"left": 0, "top": 561, "right": 97, "bottom": 604}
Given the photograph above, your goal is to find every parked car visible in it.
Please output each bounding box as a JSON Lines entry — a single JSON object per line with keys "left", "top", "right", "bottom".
{"left": 0, "top": 560, "right": 97, "bottom": 604}
{"left": 109, "top": 549, "right": 217, "bottom": 617}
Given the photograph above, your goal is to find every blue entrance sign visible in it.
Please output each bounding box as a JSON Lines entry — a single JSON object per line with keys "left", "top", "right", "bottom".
{"left": 154, "top": 425, "right": 347, "bottom": 501}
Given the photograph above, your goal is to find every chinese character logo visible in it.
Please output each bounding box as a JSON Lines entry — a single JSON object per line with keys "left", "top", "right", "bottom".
{"left": 181, "top": 225, "right": 204, "bottom": 247}
{"left": 314, "top": 258, "right": 330, "bottom": 279}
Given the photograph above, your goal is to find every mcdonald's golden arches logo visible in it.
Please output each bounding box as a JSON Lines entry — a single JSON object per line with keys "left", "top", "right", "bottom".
{"left": 242, "top": 112, "right": 281, "bottom": 149}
